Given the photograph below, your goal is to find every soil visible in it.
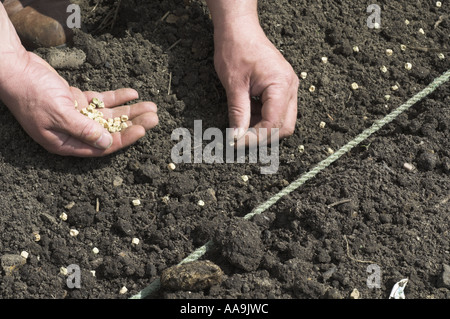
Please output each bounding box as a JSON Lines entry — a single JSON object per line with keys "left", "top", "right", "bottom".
{"left": 0, "top": 0, "right": 449, "bottom": 300}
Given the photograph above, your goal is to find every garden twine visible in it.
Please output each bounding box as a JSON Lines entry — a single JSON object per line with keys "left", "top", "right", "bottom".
{"left": 130, "top": 68, "right": 450, "bottom": 299}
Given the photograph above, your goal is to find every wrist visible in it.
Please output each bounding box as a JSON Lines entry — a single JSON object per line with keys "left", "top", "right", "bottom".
{"left": 206, "top": 0, "right": 261, "bottom": 35}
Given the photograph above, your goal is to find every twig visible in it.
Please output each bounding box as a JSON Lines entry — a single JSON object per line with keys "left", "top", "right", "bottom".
{"left": 167, "top": 39, "right": 182, "bottom": 51}
{"left": 434, "top": 14, "right": 448, "bottom": 29}
{"left": 327, "top": 198, "right": 351, "bottom": 208}
{"left": 168, "top": 72, "right": 172, "bottom": 95}
{"left": 344, "top": 235, "right": 376, "bottom": 264}
{"left": 110, "top": 0, "right": 122, "bottom": 32}
{"left": 408, "top": 46, "right": 450, "bottom": 53}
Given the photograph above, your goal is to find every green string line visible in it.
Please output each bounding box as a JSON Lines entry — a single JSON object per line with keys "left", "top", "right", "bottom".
{"left": 130, "top": 68, "right": 450, "bottom": 299}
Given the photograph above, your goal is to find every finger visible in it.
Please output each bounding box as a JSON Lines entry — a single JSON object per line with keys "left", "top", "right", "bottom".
{"left": 59, "top": 108, "right": 113, "bottom": 150}
{"left": 226, "top": 88, "right": 252, "bottom": 140}
{"left": 83, "top": 88, "right": 139, "bottom": 107}
{"left": 100, "top": 101, "right": 157, "bottom": 120}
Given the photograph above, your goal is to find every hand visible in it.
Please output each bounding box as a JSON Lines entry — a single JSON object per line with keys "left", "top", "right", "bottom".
{"left": 0, "top": 51, "right": 158, "bottom": 157}
{"left": 213, "top": 19, "right": 299, "bottom": 146}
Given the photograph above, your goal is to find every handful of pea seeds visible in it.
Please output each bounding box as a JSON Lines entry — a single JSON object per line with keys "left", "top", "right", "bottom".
{"left": 76, "top": 97, "right": 129, "bottom": 133}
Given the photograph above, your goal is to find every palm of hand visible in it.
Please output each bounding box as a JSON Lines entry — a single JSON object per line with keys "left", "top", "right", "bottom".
{"left": 5, "top": 52, "right": 158, "bottom": 156}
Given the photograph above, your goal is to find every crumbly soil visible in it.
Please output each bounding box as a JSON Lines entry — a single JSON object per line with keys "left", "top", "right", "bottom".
{"left": 0, "top": 0, "right": 449, "bottom": 299}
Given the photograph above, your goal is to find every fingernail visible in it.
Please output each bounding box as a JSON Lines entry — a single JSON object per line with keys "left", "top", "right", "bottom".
{"left": 94, "top": 131, "right": 113, "bottom": 149}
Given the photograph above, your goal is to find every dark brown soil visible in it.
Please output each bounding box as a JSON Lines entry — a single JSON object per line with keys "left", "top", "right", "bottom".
{"left": 0, "top": 0, "right": 449, "bottom": 300}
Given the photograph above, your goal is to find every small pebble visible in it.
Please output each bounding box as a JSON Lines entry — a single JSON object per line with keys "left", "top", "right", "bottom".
{"left": 405, "top": 62, "right": 412, "bottom": 70}
{"left": 59, "top": 212, "right": 68, "bottom": 221}
{"left": 309, "top": 85, "right": 316, "bottom": 93}
{"left": 438, "top": 53, "right": 445, "bottom": 60}
{"left": 20, "top": 251, "right": 29, "bottom": 259}
{"left": 167, "top": 163, "right": 176, "bottom": 170}
{"left": 386, "top": 49, "right": 393, "bottom": 56}
{"left": 321, "top": 56, "right": 328, "bottom": 64}
{"left": 436, "top": 2, "right": 442, "bottom": 8}
{"left": 418, "top": 28, "right": 425, "bottom": 35}
{"left": 241, "top": 175, "right": 249, "bottom": 182}
{"left": 113, "top": 176, "right": 123, "bottom": 187}
{"left": 351, "top": 82, "right": 359, "bottom": 90}
{"left": 92, "top": 247, "right": 99, "bottom": 254}
{"left": 319, "top": 121, "right": 326, "bottom": 129}
{"left": 403, "top": 162, "right": 415, "bottom": 171}
{"left": 380, "top": 65, "right": 388, "bottom": 73}
{"left": 300, "top": 72, "right": 307, "bottom": 79}
{"left": 197, "top": 200, "right": 205, "bottom": 207}
{"left": 132, "top": 238, "right": 140, "bottom": 245}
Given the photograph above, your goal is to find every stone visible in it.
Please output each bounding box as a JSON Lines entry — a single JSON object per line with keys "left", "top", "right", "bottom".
{"left": 160, "top": 260, "right": 224, "bottom": 291}
{"left": 437, "top": 264, "right": 450, "bottom": 289}
{"left": 46, "top": 47, "right": 86, "bottom": 69}
{"left": 1, "top": 254, "right": 26, "bottom": 275}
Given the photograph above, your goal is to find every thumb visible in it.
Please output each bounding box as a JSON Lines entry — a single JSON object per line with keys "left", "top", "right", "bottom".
{"left": 62, "top": 109, "right": 113, "bottom": 150}
{"left": 226, "top": 89, "right": 251, "bottom": 140}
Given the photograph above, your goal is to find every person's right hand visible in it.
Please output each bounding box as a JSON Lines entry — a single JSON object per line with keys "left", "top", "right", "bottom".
{"left": 0, "top": 50, "right": 158, "bottom": 157}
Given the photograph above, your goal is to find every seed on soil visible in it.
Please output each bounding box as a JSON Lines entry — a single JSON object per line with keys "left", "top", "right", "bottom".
{"left": 167, "top": 163, "right": 176, "bottom": 170}
{"left": 298, "top": 145, "right": 305, "bottom": 153}
{"left": 300, "top": 72, "right": 307, "bottom": 79}
{"left": 197, "top": 199, "right": 205, "bottom": 207}
{"left": 391, "top": 84, "right": 399, "bottom": 91}
{"left": 321, "top": 56, "right": 328, "bottom": 64}
{"left": 309, "top": 85, "right": 316, "bottom": 92}
{"left": 405, "top": 19, "right": 410, "bottom": 25}
{"left": 319, "top": 121, "right": 326, "bottom": 129}
{"left": 60, "top": 267, "right": 68, "bottom": 275}
{"left": 352, "top": 46, "right": 359, "bottom": 53}
{"left": 380, "top": 65, "right": 388, "bottom": 73}
{"left": 69, "top": 229, "right": 79, "bottom": 237}
{"left": 326, "top": 147, "right": 335, "bottom": 155}
{"left": 438, "top": 53, "right": 445, "bottom": 60}
{"left": 385, "top": 95, "right": 391, "bottom": 101}
{"left": 33, "top": 232, "right": 40, "bottom": 242}
{"left": 400, "top": 44, "right": 407, "bottom": 51}
{"left": 92, "top": 247, "right": 99, "bottom": 254}
{"left": 59, "top": 212, "right": 68, "bottom": 221}
{"left": 350, "top": 288, "right": 360, "bottom": 299}
{"left": 119, "top": 286, "right": 128, "bottom": 294}
{"left": 131, "top": 238, "right": 140, "bottom": 245}
{"left": 350, "top": 82, "right": 359, "bottom": 90}
{"left": 403, "top": 162, "right": 415, "bottom": 171}
{"left": 386, "top": 49, "right": 393, "bottom": 56}
{"left": 241, "top": 175, "right": 249, "bottom": 182}
{"left": 405, "top": 62, "right": 412, "bottom": 70}
{"left": 418, "top": 28, "right": 425, "bottom": 35}
{"left": 436, "top": 1, "right": 442, "bottom": 8}
{"left": 132, "top": 199, "right": 141, "bottom": 206}
{"left": 20, "top": 251, "right": 29, "bottom": 259}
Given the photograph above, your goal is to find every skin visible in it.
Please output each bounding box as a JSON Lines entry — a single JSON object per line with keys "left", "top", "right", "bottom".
{"left": 0, "top": 0, "right": 299, "bottom": 156}
{"left": 206, "top": 0, "right": 299, "bottom": 146}
{"left": 0, "top": 3, "right": 158, "bottom": 157}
